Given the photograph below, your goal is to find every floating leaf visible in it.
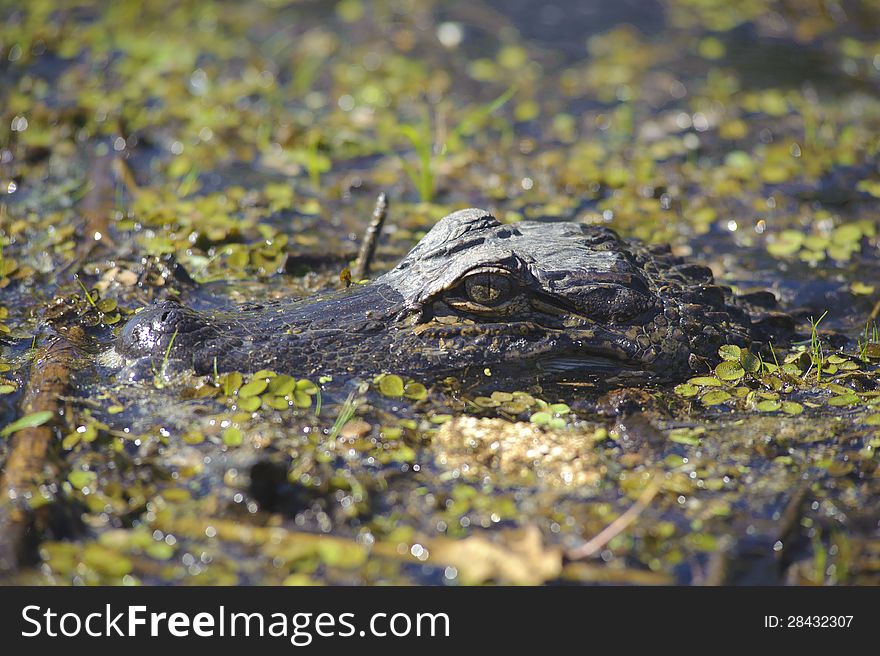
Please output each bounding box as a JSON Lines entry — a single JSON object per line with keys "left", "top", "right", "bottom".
{"left": 828, "top": 394, "right": 860, "bottom": 406}
{"left": 701, "top": 390, "right": 731, "bottom": 405}
{"left": 267, "top": 374, "right": 296, "bottom": 396}
{"left": 226, "top": 247, "right": 250, "bottom": 269}
{"left": 781, "top": 401, "right": 803, "bottom": 415}
{"left": 832, "top": 223, "right": 862, "bottom": 245}
{"left": 767, "top": 230, "right": 804, "bottom": 257}
{"left": 182, "top": 431, "right": 205, "bottom": 444}
{"left": 223, "top": 426, "right": 243, "bottom": 447}
{"left": 674, "top": 383, "right": 699, "bottom": 398}
{"left": 96, "top": 298, "right": 117, "bottom": 313}
{"left": 740, "top": 350, "right": 761, "bottom": 373}
{"left": 756, "top": 400, "right": 781, "bottom": 412}
{"left": 403, "top": 382, "right": 428, "bottom": 400}
{"left": 715, "top": 361, "right": 745, "bottom": 380}
{"left": 222, "top": 372, "right": 243, "bottom": 396}
{"left": 81, "top": 544, "right": 132, "bottom": 577}
{"left": 669, "top": 428, "right": 703, "bottom": 445}
{"left": 763, "top": 377, "right": 783, "bottom": 391}
{"left": 145, "top": 542, "right": 175, "bottom": 561}
{"left": 530, "top": 412, "right": 551, "bottom": 425}
{"left": 761, "top": 361, "right": 779, "bottom": 374}
{"left": 292, "top": 391, "right": 312, "bottom": 408}
{"left": 68, "top": 470, "right": 97, "bottom": 489}
{"left": 237, "top": 396, "right": 261, "bottom": 412}
{"left": 378, "top": 374, "right": 404, "bottom": 397}
{"left": 718, "top": 345, "right": 741, "bottom": 361}
{"left": 826, "top": 462, "right": 854, "bottom": 477}
{"left": 689, "top": 376, "right": 723, "bottom": 387}
{"left": 264, "top": 396, "right": 290, "bottom": 410}
{"left": 238, "top": 379, "right": 268, "bottom": 398}
{"left": 1, "top": 410, "right": 54, "bottom": 437}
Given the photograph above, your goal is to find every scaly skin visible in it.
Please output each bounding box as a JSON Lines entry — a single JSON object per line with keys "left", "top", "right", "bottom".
{"left": 115, "top": 209, "right": 793, "bottom": 384}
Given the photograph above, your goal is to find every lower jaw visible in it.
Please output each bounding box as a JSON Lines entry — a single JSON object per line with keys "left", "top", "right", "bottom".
{"left": 436, "top": 354, "right": 644, "bottom": 388}
{"left": 533, "top": 353, "right": 638, "bottom": 376}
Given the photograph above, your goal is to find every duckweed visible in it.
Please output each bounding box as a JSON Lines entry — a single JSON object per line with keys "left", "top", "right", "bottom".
{"left": 701, "top": 390, "right": 732, "bottom": 406}
{"left": 222, "top": 426, "right": 243, "bottom": 447}
{"left": 377, "top": 374, "right": 405, "bottom": 397}
{"left": 715, "top": 361, "right": 745, "bottom": 381}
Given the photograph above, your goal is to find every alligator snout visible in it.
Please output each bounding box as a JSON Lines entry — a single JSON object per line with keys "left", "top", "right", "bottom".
{"left": 119, "top": 299, "right": 206, "bottom": 359}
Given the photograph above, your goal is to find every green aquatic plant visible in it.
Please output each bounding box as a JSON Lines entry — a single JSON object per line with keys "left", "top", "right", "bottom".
{"left": 768, "top": 342, "right": 781, "bottom": 370}
{"left": 305, "top": 131, "right": 328, "bottom": 188}
{"left": 1, "top": 410, "right": 54, "bottom": 437}
{"left": 858, "top": 320, "right": 879, "bottom": 361}
{"left": 398, "top": 109, "right": 435, "bottom": 202}
{"left": 397, "top": 86, "right": 516, "bottom": 202}
{"left": 75, "top": 275, "right": 98, "bottom": 309}
{"left": 328, "top": 391, "right": 358, "bottom": 440}
{"left": 176, "top": 164, "right": 201, "bottom": 197}
{"left": 291, "top": 55, "right": 324, "bottom": 96}
{"left": 152, "top": 327, "right": 179, "bottom": 389}
{"left": 442, "top": 85, "right": 517, "bottom": 155}
{"left": 807, "top": 310, "right": 828, "bottom": 382}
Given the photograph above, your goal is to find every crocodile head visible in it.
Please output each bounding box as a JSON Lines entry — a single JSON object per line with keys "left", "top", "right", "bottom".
{"left": 117, "top": 209, "right": 779, "bottom": 384}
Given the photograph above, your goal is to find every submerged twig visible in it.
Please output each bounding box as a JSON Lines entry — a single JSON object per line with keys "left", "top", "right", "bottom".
{"left": 55, "top": 144, "right": 120, "bottom": 283}
{"left": 351, "top": 192, "right": 388, "bottom": 281}
{"left": 869, "top": 298, "right": 880, "bottom": 322}
{"left": 112, "top": 156, "right": 141, "bottom": 197}
{"left": 0, "top": 329, "right": 85, "bottom": 574}
{"left": 774, "top": 479, "right": 812, "bottom": 545}
{"left": 0, "top": 141, "right": 121, "bottom": 575}
{"left": 78, "top": 146, "right": 121, "bottom": 256}
{"left": 566, "top": 476, "right": 661, "bottom": 561}
{"left": 710, "top": 476, "right": 813, "bottom": 585}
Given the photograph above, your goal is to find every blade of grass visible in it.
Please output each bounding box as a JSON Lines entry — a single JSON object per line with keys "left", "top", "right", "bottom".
{"left": 153, "top": 327, "right": 179, "bottom": 388}
{"left": 328, "top": 392, "right": 358, "bottom": 440}
{"left": 446, "top": 84, "right": 517, "bottom": 151}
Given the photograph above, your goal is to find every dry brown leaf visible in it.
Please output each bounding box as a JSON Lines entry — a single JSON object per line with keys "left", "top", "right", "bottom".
{"left": 425, "top": 525, "right": 562, "bottom": 585}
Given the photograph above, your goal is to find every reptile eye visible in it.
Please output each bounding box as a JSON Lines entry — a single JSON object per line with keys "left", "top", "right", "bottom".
{"left": 463, "top": 271, "right": 513, "bottom": 307}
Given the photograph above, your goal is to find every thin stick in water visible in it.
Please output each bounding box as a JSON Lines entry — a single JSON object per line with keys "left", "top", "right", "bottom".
{"left": 566, "top": 476, "right": 661, "bottom": 561}
{"left": 351, "top": 192, "right": 388, "bottom": 281}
